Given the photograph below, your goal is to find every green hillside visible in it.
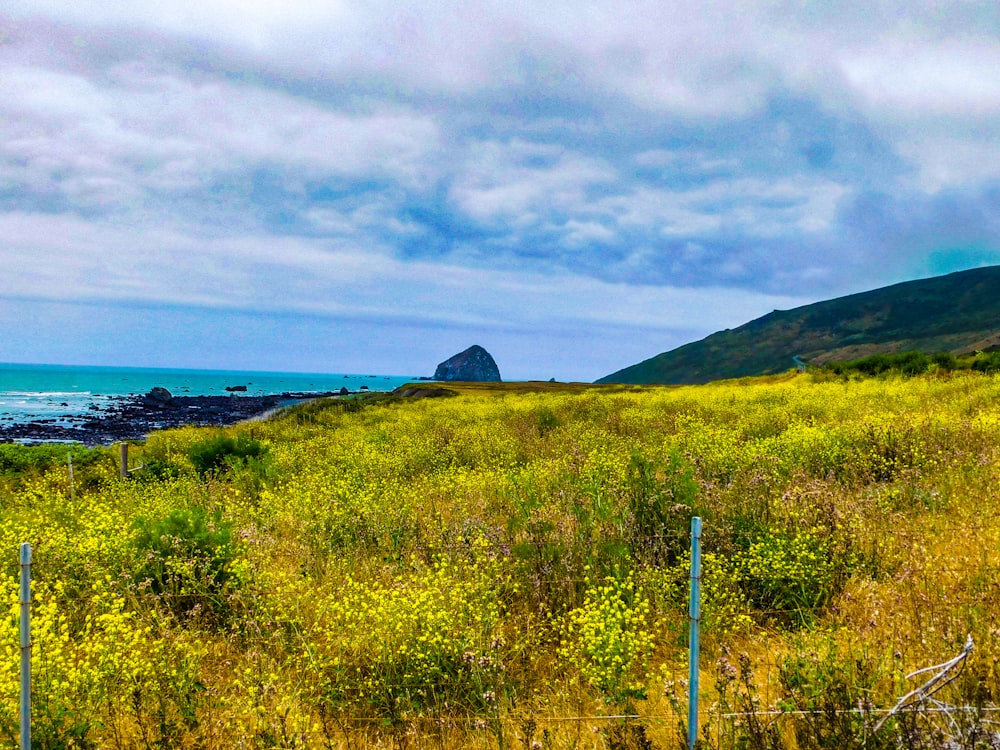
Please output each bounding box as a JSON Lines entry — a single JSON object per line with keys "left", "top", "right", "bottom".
{"left": 598, "top": 265, "right": 1000, "bottom": 384}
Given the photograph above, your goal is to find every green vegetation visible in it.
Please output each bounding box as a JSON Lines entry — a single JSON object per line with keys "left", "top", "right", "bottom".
{"left": 823, "top": 348, "right": 1000, "bottom": 377}
{"left": 0, "top": 442, "right": 105, "bottom": 475}
{"left": 3, "top": 373, "right": 1000, "bottom": 748}
{"left": 599, "top": 264, "right": 1000, "bottom": 384}
{"left": 132, "top": 507, "right": 237, "bottom": 621}
{"left": 187, "top": 433, "right": 269, "bottom": 476}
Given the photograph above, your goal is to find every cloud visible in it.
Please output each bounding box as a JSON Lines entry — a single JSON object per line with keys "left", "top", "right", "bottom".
{"left": 0, "top": 211, "right": 810, "bottom": 333}
{"left": 448, "top": 140, "right": 617, "bottom": 224}
{"left": 3, "top": 2, "right": 1000, "bottom": 377}
{"left": 0, "top": 59, "right": 440, "bottom": 206}
{"left": 842, "top": 41, "right": 1000, "bottom": 117}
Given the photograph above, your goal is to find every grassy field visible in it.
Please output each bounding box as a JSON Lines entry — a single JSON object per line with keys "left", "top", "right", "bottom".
{"left": 3, "top": 372, "right": 1000, "bottom": 749}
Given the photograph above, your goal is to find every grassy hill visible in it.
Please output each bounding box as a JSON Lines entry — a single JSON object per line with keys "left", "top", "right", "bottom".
{"left": 598, "top": 265, "right": 1000, "bottom": 384}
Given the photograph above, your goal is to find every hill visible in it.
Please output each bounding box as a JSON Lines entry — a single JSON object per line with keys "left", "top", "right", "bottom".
{"left": 597, "top": 265, "right": 1000, "bottom": 384}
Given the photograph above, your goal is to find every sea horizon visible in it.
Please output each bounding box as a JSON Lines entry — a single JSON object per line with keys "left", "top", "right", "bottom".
{"left": 0, "top": 361, "right": 417, "bottom": 427}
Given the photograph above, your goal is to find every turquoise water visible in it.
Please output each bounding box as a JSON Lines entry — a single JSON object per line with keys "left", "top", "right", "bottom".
{"left": 0, "top": 363, "right": 415, "bottom": 426}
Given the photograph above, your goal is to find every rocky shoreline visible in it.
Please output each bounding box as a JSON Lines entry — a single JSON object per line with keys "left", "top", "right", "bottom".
{"left": 0, "top": 389, "right": 345, "bottom": 446}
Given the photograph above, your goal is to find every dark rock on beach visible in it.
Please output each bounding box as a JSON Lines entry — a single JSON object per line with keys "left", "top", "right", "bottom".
{"left": 433, "top": 345, "right": 501, "bottom": 382}
{"left": 0, "top": 389, "right": 347, "bottom": 446}
{"left": 144, "top": 387, "right": 174, "bottom": 407}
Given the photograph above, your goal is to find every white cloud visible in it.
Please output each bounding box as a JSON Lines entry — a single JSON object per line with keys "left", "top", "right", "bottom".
{"left": 897, "top": 131, "right": 1000, "bottom": 194}
{"left": 0, "top": 210, "right": 810, "bottom": 335}
{"left": 447, "top": 140, "right": 847, "bottom": 247}
{"left": 3, "top": 1, "right": 352, "bottom": 52}
{"left": 634, "top": 149, "right": 739, "bottom": 175}
{"left": 560, "top": 220, "right": 617, "bottom": 247}
{"left": 0, "top": 62, "right": 441, "bottom": 209}
{"left": 595, "top": 177, "right": 847, "bottom": 239}
{"left": 7, "top": 0, "right": 999, "bottom": 194}
{"left": 7, "top": 0, "right": 998, "bottom": 118}
{"left": 448, "top": 140, "right": 617, "bottom": 223}
{"left": 841, "top": 40, "right": 1000, "bottom": 116}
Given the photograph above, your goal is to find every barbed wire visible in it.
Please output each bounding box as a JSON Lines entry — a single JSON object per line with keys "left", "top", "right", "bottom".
{"left": 717, "top": 706, "right": 1000, "bottom": 719}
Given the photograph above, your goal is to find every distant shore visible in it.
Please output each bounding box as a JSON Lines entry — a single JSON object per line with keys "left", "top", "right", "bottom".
{"left": 0, "top": 390, "right": 346, "bottom": 446}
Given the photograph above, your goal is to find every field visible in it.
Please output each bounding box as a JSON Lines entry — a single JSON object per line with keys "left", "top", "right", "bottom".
{"left": 3, "top": 371, "right": 1000, "bottom": 749}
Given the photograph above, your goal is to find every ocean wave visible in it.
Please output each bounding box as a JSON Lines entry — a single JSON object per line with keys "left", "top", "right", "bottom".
{"left": 0, "top": 391, "right": 93, "bottom": 398}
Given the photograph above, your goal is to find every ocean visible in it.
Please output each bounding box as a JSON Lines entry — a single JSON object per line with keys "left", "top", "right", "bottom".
{"left": 0, "top": 363, "right": 415, "bottom": 427}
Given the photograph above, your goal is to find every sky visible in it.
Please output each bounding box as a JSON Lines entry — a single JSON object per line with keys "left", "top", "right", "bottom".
{"left": 2, "top": 2, "right": 1000, "bottom": 381}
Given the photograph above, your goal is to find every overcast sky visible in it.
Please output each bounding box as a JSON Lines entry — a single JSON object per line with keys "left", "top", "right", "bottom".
{"left": 2, "top": 2, "right": 999, "bottom": 380}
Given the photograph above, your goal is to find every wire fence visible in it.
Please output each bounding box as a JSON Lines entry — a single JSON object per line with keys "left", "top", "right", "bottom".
{"left": 12, "top": 518, "right": 1000, "bottom": 750}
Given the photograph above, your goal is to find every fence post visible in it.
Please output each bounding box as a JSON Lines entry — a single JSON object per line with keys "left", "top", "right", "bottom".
{"left": 688, "top": 517, "right": 702, "bottom": 750}
{"left": 68, "top": 453, "right": 75, "bottom": 502}
{"left": 120, "top": 443, "right": 128, "bottom": 480}
{"left": 20, "top": 542, "right": 32, "bottom": 750}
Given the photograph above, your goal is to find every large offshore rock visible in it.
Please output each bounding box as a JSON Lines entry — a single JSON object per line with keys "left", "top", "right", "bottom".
{"left": 433, "top": 345, "right": 501, "bottom": 382}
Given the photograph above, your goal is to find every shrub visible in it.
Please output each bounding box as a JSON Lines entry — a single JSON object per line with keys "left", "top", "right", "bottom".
{"left": 736, "top": 530, "right": 834, "bottom": 626}
{"left": 971, "top": 350, "right": 1000, "bottom": 372}
{"left": 535, "top": 407, "right": 561, "bottom": 436}
{"left": 776, "top": 642, "right": 884, "bottom": 749}
{"left": 131, "top": 507, "right": 237, "bottom": 620}
{"left": 931, "top": 351, "right": 957, "bottom": 370}
{"left": 826, "top": 350, "right": 963, "bottom": 377}
{"left": 137, "top": 457, "right": 184, "bottom": 482}
{"left": 187, "top": 434, "right": 268, "bottom": 476}
{"left": 624, "top": 450, "right": 699, "bottom": 565}
{"left": 0, "top": 443, "right": 106, "bottom": 477}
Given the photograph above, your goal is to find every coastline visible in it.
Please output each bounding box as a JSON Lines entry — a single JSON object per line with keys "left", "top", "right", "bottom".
{"left": 0, "top": 390, "right": 345, "bottom": 446}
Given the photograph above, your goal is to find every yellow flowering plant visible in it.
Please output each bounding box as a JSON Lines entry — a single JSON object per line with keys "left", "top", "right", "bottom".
{"left": 559, "top": 569, "right": 654, "bottom": 705}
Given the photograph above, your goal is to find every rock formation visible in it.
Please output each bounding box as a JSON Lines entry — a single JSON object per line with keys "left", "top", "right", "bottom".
{"left": 433, "top": 345, "right": 501, "bottom": 382}
{"left": 144, "top": 387, "right": 173, "bottom": 407}
{"left": 0, "top": 390, "right": 343, "bottom": 446}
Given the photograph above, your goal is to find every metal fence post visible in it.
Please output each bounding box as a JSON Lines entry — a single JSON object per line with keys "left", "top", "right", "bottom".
{"left": 688, "top": 517, "right": 702, "bottom": 750}
{"left": 20, "top": 543, "right": 32, "bottom": 750}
